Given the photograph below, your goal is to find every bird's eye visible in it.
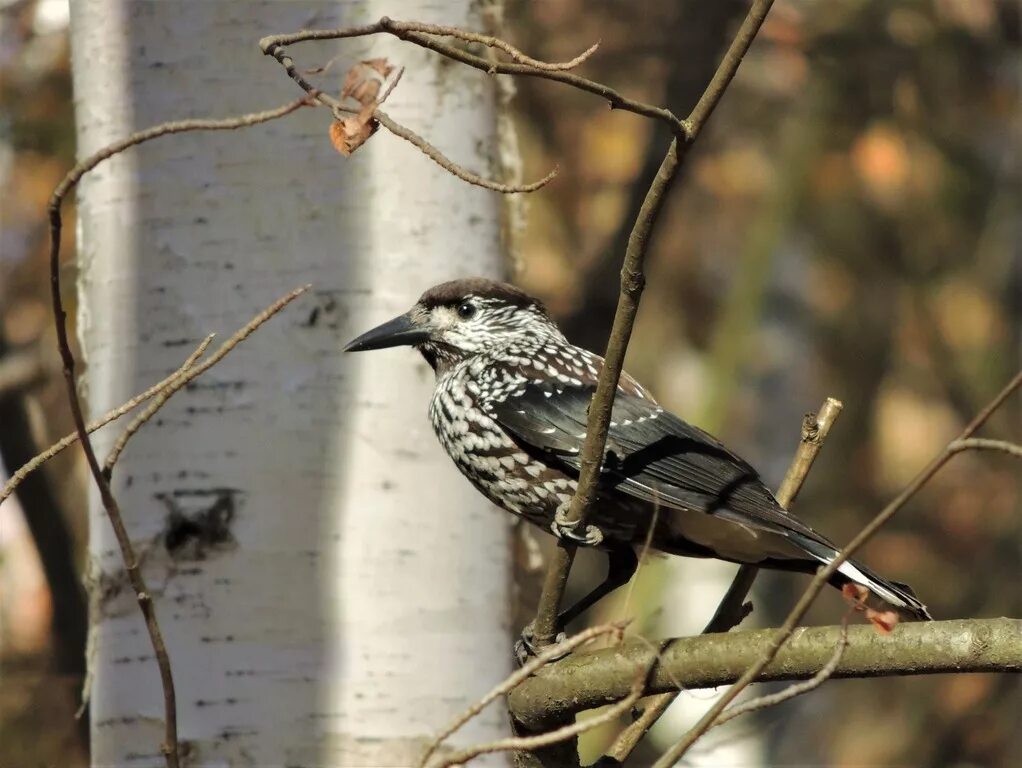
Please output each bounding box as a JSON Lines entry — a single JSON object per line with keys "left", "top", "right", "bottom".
{"left": 456, "top": 301, "right": 477, "bottom": 320}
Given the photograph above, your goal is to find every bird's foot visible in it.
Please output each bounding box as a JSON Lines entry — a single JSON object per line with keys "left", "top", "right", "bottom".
{"left": 551, "top": 509, "right": 604, "bottom": 546}
{"left": 515, "top": 622, "right": 568, "bottom": 667}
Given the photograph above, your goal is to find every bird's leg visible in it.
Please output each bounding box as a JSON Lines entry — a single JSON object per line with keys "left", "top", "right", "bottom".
{"left": 515, "top": 546, "right": 637, "bottom": 665}
{"left": 557, "top": 545, "right": 638, "bottom": 626}
{"left": 551, "top": 506, "right": 605, "bottom": 545}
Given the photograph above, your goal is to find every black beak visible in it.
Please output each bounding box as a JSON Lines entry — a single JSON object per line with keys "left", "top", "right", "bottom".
{"left": 344, "top": 312, "right": 430, "bottom": 352}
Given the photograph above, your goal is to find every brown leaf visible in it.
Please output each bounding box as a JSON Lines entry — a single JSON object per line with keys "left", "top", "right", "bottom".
{"left": 363, "top": 57, "right": 394, "bottom": 78}
{"left": 341, "top": 58, "right": 393, "bottom": 106}
{"left": 328, "top": 110, "right": 378, "bottom": 157}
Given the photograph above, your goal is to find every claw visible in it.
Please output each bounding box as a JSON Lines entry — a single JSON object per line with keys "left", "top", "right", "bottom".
{"left": 551, "top": 508, "right": 604, "bottom": 546}
{"left": 515, "top": 622, "right": 569, "bottom": 666}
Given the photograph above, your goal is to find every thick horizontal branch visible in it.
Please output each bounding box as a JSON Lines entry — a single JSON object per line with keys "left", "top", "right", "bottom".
{"left": 508, "top": 618, "right": 1021, "bottom": 729}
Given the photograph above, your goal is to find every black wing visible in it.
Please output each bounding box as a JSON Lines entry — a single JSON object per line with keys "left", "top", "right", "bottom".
{"left": 489, "top": 381, "right": 934, "bottom": 620}
{"left": 488, "top": 382, "right": 810, "bottom": 538}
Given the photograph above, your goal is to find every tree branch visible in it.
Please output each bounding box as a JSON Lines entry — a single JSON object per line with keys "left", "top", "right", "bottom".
{"left": 419, "top": 623, "right": 625, "bottom": 768}
{"left": 259, "top": 42, "right": 556, "bottom": 193}
{"left": 507, "top": 617, "right": 1021, "bottom": 729}
{"left": 46, "top": 100, "right": 312, "bottom": 768}
{"left": 531, "top": 0, "right": 777, "bottom": 652}
{"left": 259, "top": 22, "right": 685, "bottom": 134}
{"left": 706, "top": 397, "right": 845, "bottom": 636}
{"left": 710, "top": 617, "right": 849, "bottom": 730}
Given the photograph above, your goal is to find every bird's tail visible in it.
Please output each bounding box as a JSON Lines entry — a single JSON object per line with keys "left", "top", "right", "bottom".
{"left": 789, "top": 532, "right": 933, "bottom": 621}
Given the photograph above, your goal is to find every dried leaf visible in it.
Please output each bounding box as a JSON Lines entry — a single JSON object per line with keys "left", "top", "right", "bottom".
{"left": 328, "top": 109, "right": 378, "bottom": 157}
{"left": 341, "top": 58, "right": 394, "bottom": 106}
{"left": 363, "top": 57, "right": 394, "bottom": 78}
{"left": 331, "top": 57, "right": 396, "bottom": 156}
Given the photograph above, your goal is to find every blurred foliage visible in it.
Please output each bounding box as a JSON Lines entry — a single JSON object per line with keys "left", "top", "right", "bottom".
{"left": 1, "top": 0, "right": 1018, "bottom": 766}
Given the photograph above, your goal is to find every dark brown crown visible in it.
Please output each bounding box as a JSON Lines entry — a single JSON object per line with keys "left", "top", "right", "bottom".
{"left": 418, "top": 278, "right": 545, "bottom": 313}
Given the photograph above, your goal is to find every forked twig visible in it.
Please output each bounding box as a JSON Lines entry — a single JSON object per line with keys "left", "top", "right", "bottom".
{"left": 47, "top": 99, "right": 312, "bottom": 768}
{"left": 710, "top": 616, "right": 849, "bottom": 730}
{"left": 1, "top": 338, "right": 205, "bottom": 506}
{"left": 424, "top": 622, "right": 651, "bottom": 768}
{"left": 419, "top": 623, "right": 626, "bottom": 768}
{"left": 262, "top": 42, "right": 556, "bottom": 193}
{"left": 367, "top": 20, "right": 600, "bottom": 72}
{"left": 260, "top": 22, "right": 683, "bottom": 134}
{"left": 529, "top": 0, "right": 778, "bottom": 657}
{"left": 101, "top": 336, "right": 215, "bottom": 474}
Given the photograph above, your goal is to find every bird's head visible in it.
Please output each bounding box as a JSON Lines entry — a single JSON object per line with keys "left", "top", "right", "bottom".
{"left": 344, "top": 278, "right": 560, "bottom": 372}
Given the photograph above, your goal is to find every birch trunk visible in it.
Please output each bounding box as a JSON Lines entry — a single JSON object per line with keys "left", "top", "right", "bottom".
{"left": 69, "top": 1, "right": 512, "bottom": 765}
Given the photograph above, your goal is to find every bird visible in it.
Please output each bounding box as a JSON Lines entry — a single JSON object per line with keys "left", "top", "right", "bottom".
{"left": 344, "top": 277, "right": 932, "bottom": 634}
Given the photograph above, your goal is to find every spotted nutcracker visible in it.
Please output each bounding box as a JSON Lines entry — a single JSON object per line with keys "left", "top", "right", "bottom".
{"left": 345, "top": 278, "right": 931, "bottom": 628}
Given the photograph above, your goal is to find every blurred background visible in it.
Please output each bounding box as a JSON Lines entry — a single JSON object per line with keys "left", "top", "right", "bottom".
{"left": 1, "top": 0, "right": 1018, "bottom": 766}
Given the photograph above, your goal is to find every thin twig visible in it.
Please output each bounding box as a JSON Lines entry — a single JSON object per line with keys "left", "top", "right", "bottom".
{"left": 259, "top": 22, "right": 685, "bottom": 135}
{"left": 706, "top": 397, "right": 845, "bottom": 635}
{"left": 51, "top": 98, "right": 312, "bottom": 204}
{"left": 710, "top": 616, "right": 849, "bottom": 730}
{"left": 366, "top": 20, "right": 599, "bottom": 72}
{"left": 531, "top": 0, "right": 778, "bottom": 654}
{"left": 101, "top": 287, "right": 307, "bottom": 478}
{"left": 260, "top": 44, "right": 556, "bottom": 194}
{"left": 652, "top": 368, "right": 1022, "bottom": 768}
{"left": 604, "top": 396, "right": 843, "bottom": 763}
{"left": 374, "top": 111, "right": 558, "bottom": 193}
{"left": 101, "top": 336, "right": 214, "bottom": 475}
{"left": 419, "top": 623, "right": 626, "bottom": 768}
{"left": 427, "top": 653, "right": 647, "bottom": 768}
{"left": 47, "top": 101, "right": 310, "bottom": 768}
{"left": 948, "top": 437, "right": 1022, "bottom": 458}
{"left": 2, "top": 339, "right": 211, "bottom": 506}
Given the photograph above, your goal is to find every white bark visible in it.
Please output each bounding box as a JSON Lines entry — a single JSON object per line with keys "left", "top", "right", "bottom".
{"left": 70, "top": 1, "right": 512, "bottom": 765}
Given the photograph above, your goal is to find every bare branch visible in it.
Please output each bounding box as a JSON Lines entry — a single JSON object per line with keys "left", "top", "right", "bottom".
{"left": 710, "top": 617, "right": 849, "bottom": 730}
{"left": 419, "top": 623, "right": 626, "bottom": 768}
{"left": 259, "top": 22, "right": 684, "bottom": 134}
{"left": 705, "top": 397, "right": 845, "bottom": 635}
{"left": 51, "top": 99, "right": 312, "bottom": 204}
{"left": 507, "top": 617, "right": 1022, "bottom": 729}
{"left": 261, "top": 44, "right": 556, "bottom": 192}
{"left": 101, "top": 336, "right": 215, "bottom": 475}
{"left": 948, "top": 437, "right": 1022, "bottom": 458}
{"left": 46, "top": 100, "right": 311, "bottom": 768}
{"left": 530, "top": 0, "right": 778, "bottom": 653}
{"left": 653, "top": 368, "right": 1022, "bottom": 767}
{"left": 365, "top": 20, "right": 599, "bottom": 72}
{"left": 374, "top": 111, "right": 558, "bottom": 193}
{"left": 2, "top": 340, "right": 209, "bottom": 506}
